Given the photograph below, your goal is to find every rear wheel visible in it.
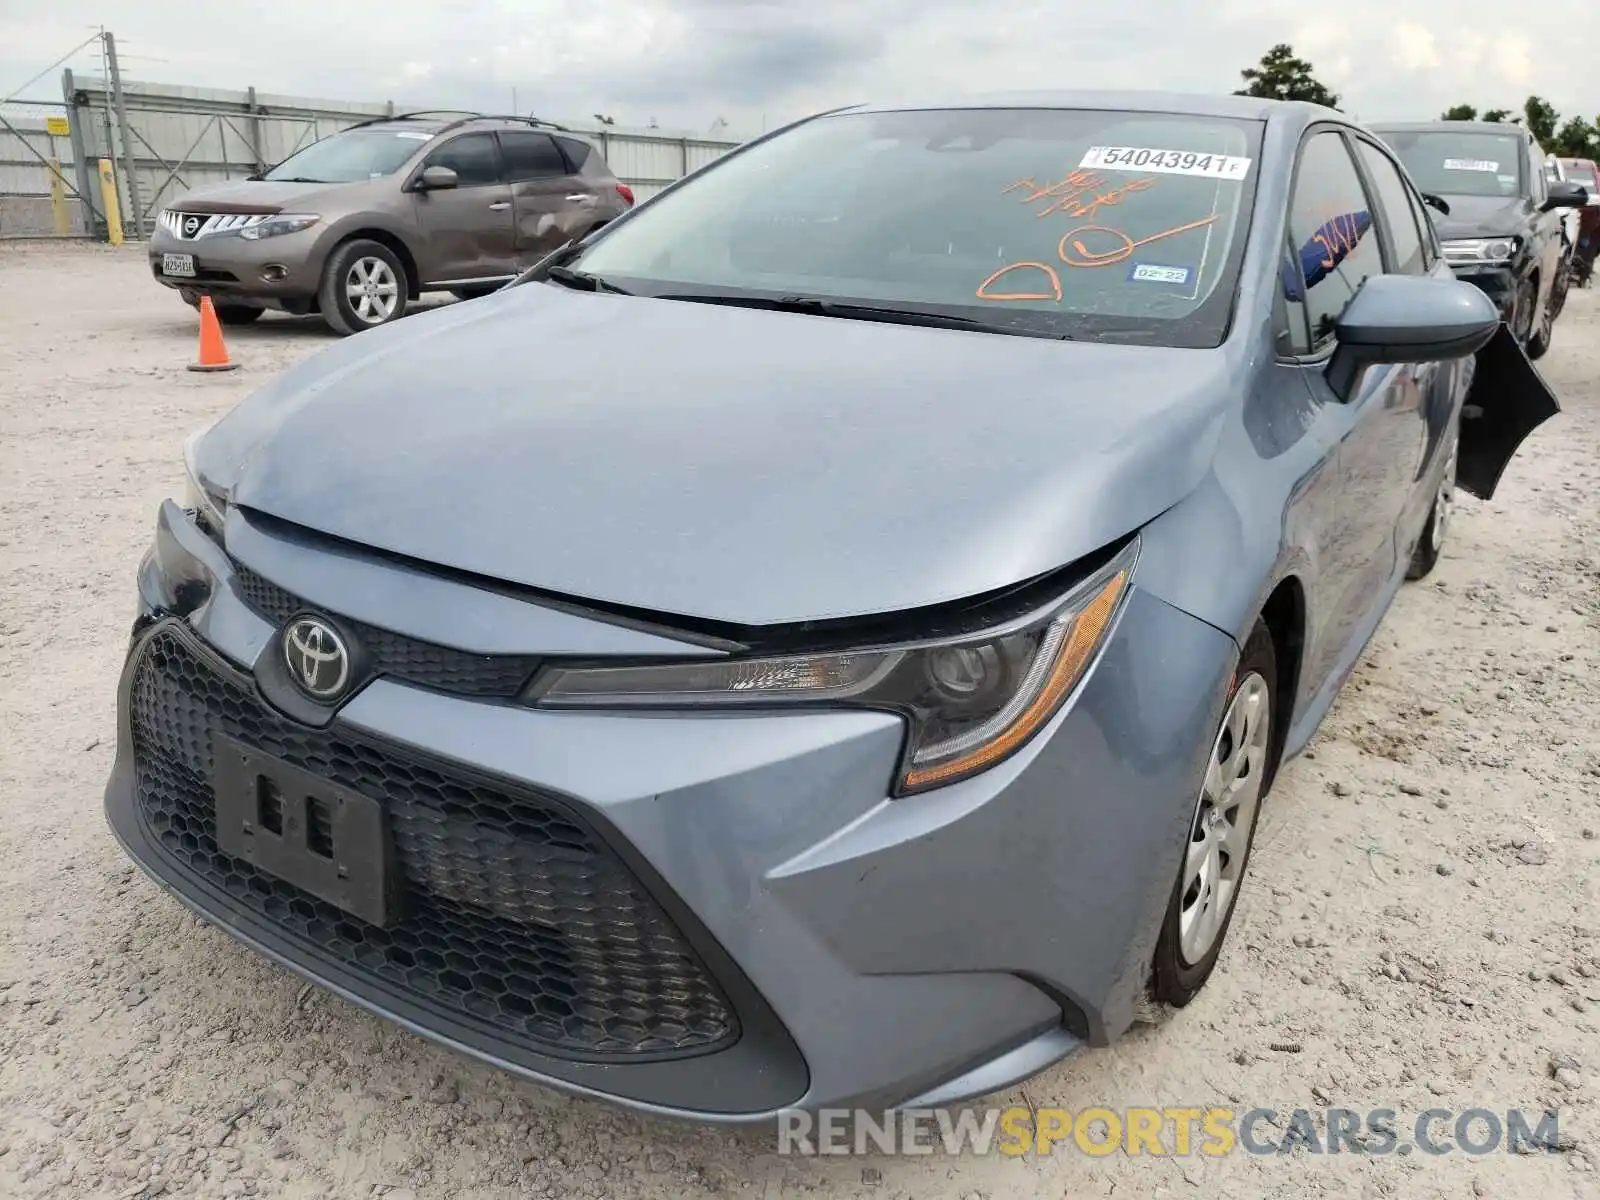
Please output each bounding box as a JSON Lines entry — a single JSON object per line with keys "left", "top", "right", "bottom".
{"left": 319, "top": 239, "right": 408, "bottom": 336}
{"left": 214, "top": 304, "right": 264, "bottom": 326}
{"left": 1151, "top": 621, "right": 1276, "bottom": 1006}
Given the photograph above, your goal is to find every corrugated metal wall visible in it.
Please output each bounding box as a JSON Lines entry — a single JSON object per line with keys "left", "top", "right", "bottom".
{"left": 0, "top": 106, "right": 90, "bottom": 237}
{"left": 3, "top": 75, "right": 745, "bottom": 239}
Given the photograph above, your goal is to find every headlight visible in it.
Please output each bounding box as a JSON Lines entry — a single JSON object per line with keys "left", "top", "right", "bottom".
{"left": 530, "top": 539, "right": 1137, "bottom": 794}
{"left": 238, "top": 214, "right": 320, "bottom": 241}
{"left": 182, "top": 429, "right": 228, "bottom": 536}
{"left": 1441, "top": 236, "right": 1519, "bottom": 266}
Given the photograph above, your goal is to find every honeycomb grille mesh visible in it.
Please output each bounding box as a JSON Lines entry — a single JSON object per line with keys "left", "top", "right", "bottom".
{"left": 231, "top": 565, "right": 540, "bottom": 698}
{"left": 129, "top": 627, "right": 737, "bottom": 1058}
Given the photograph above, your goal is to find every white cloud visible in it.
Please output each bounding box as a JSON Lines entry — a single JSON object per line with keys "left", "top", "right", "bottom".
{"left": 1391, "top": 22, "right": 1440, "bottom": 72}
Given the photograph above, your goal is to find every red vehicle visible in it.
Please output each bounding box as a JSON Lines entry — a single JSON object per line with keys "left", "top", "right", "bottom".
{"left": 1556, "top": 157, "right": 1600, "bottom": 283}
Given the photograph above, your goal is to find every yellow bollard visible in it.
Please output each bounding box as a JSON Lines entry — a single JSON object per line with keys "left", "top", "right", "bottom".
{"left": 48, "top": 158, "right": 71, "bottom": 236}
{"left": 97, "top": 158, "right": 123, "bottom": 246}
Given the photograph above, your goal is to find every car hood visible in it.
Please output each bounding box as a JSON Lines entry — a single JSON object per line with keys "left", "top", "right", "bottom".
{"left": 169, "top": 178, "right": 347, "bottom": 213}
{"left": 197, "top": 286, "right": 1232, "bottom": 626}
{"left": 1432, "top": 193, "right": 1532, "bottom": 240}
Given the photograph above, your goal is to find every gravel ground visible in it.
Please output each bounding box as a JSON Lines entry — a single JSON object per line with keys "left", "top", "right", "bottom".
{"left": 1, "top": 240, "right": 1597, "bottom": 1200}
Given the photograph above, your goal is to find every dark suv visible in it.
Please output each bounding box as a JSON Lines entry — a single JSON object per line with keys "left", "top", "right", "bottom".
{"left": 1370, "top": 120, "right": 1588, "bottom": 359}
{"left": 148, "top": 113, "right": 635, "bottom": 335}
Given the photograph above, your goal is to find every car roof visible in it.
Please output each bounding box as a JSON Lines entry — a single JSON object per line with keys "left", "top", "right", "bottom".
{"left": 1367, "top": 120, "right": 1531, "bottom": 138}
{"left": 342, "top": 114, "right": 577, "bottom": 137}
{"left": 844, "top": 90, "right": 1338, "bottom": 123}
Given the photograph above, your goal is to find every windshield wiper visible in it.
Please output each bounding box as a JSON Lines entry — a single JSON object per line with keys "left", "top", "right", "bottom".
{"left": 544, "top": 264, "right": 632, "bottom": 295}
{"left": 272, "top": 176, "right": 328, "bottom": 184}
{"left": 657, "top": 293, "right": 1061, "bottom": 338}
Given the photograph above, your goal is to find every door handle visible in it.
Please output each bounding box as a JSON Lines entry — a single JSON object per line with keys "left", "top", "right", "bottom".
{"left": 488, "top": 201, "right": 510, "bottom": 211}
{"left": 566, "top": 194, "right": 594, "bottom": 202}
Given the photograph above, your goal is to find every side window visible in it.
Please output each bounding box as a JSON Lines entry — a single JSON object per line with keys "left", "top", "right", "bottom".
{"left": 1527, "top": 142, "right": 1548, "bottom": 204}
{"left": 555, "top": 136, "right": 593, "bottom": 172}
{"left": 1355, "top": 141, "right": 1426, "bottom": 274}
{"left": 1404, "top": 185, "right": 1440, "bottom": 268}
{"left": 499, "top": 132, "right": 568, "bottom": 182}
{"left": 424, "top": 133, "right": 501, "bottom": 186}
{"left": 1287, "top": 131, "right": 1385, "bottom": 350}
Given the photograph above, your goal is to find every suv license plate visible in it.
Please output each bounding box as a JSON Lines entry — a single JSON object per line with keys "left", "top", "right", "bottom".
{"left": 212, "top": 733, "right": 398, "bottom": 927}
{"left": 162, "top": 252, "right": 195, "bottom": 277}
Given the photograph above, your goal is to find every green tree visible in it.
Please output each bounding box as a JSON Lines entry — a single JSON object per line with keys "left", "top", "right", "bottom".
{"left": 1235, "top": 44, "right": 1340, "bottom": 108}
{"left": 1482, "top": 109, "right": 1514, "bottom": 123}
{"left": 1523, "top": 96, "right": 1560, "bottom": 146}
{"left": 1552, "top": 116, "right": 1600, "bottom": 159}
{"left": 1441, "top": 104, "right": 1478, "bottom": 120}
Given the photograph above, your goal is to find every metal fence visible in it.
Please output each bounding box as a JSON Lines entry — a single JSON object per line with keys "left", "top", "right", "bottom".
{"left": 0, "top": 62, "right": 744, "bottom": 241}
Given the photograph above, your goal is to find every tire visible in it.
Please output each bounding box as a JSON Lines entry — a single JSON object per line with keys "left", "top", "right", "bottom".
{"left": 214, "top": 304, "right": 264, "bottom": 326}
{"left": 318, "top": 239, "right": 408, "bottom": 336}
{"left": 449, "top": 284, "right": 501, "bottom": 301}
{"left": 1151, "top": 620, "right": 1277, "bottom": 1006}
{"left": 1406, "top": 422, "right": 1458, "bottom": 580}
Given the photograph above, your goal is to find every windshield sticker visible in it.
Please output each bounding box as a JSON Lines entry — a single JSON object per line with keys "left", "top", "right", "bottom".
{"left": 1079, "top": 146, "right": 1252, "bottom": 180}
{"left": 1128, "top": 263, "right": 1193, "bottom": 285}
{"left": 1443, "top": 158, "right": 1498, "bottom": 172}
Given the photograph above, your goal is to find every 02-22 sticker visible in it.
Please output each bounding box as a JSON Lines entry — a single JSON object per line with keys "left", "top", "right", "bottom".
{"left": 1127, "top": 263, "right": 1193, "bottom": 285}
{"left": 1080, "top": 146, "right": 1252, "bottom": 179}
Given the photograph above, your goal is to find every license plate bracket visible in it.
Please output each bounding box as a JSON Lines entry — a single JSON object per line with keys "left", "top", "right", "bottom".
{"left": 212, "top": 733, "right": 397, "bottom": 927}
{"left": 162, "top": 252, "right": 195, "bottom": 278}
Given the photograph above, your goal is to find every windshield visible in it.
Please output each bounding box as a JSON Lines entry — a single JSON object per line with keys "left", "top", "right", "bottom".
{"left": 1564, "top": 163, "right": 1597, "bottom": 189}
{"left": 572, "top": 108, "right": 1264, "bottom": 347}
{"left": 1377, "top": 131, "right": 1525, "bottom": 198}
{"left": 263, "top": 128, "right": 433, "bottom": 183}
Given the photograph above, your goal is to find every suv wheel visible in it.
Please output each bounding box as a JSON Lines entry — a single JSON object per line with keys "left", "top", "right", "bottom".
{"left": 1526, "top": 280, "right": 1554, "bottom": 361}
{"left": 319, "top": 240, "right": 408, "bottom": 336}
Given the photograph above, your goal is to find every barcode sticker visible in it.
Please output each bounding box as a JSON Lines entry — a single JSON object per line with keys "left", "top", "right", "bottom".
{"left": 1080, "top": 146, "right": 1252, "bottom": 179}
{"left": 1443, "top": 158, "right": 1498, "bottom": 172}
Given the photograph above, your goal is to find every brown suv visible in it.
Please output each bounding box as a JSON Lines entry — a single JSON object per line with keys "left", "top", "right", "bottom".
{"left": 148, "top": 113, "right": 634, "bottom": 334}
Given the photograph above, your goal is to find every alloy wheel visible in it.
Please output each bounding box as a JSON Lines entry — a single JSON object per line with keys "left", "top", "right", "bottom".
{"left": 1178, "top": 672, "right": 1271, "bottom": 965}
{"left": 346, "top": 257, "right": 400, "bottom": 325}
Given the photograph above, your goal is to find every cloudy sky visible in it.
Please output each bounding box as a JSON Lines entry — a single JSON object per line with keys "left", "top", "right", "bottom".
{"left": 3, "top": 1, "right": 1594, "bottom": 137}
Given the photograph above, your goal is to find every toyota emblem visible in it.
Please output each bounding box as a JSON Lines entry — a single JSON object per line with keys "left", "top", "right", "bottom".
{"left": 183, "top": 215, "right": 201, "bottom": 236}
{"left": 283, "top": 617, "right": 352, "bottom": 702}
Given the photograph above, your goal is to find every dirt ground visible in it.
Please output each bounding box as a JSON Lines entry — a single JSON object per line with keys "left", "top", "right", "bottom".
{"left": 1, "top": 240, "right": 1597, "bottom": 1200}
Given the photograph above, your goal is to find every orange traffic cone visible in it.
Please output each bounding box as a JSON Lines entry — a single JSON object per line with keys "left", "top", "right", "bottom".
{"left": 188, "top": 296, "right": 238, "bottom": 372}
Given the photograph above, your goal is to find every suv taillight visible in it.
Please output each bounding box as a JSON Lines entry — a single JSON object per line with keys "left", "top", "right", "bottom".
{"left": 615, "top": 183, "right": 635, "bottom": 206}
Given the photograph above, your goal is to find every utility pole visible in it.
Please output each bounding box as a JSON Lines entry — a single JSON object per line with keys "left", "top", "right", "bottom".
{"left": 104, "top": 31, "right": 142, "bottom": 239}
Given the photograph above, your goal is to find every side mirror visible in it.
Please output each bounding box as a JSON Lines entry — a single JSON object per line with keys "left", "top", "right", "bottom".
{"left": 1420, "top": 192, "right": 1451, "bottom": 216}
{"left": 1543, "top": 180, "right": 1588, "bottom": 211}
{"left": 416, "top": 165, "right": 459, "bottom": 191}
{"left": 1326, "top": 275, "right": 1499, "bottom": 402}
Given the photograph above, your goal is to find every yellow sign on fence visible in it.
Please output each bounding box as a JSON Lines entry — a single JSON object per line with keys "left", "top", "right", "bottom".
{"left": 45, "top": 115, "right": 70, "bottom": 137}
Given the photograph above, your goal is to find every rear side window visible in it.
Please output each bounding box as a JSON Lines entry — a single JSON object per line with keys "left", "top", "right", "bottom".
{"left": 556, "top": 136, "right": 593, "bottom": 171}
{"left": 500, "top": 132, "right": 568, "bottom": 181}
{"left": 1287, "top": 131, "right": 1383, "bottom": 350}
{"left": 1355, "top": 141, "right": 1425, "bottom": 274}
{"left": 425, "top": 133, "right": 502, "bottom": 186}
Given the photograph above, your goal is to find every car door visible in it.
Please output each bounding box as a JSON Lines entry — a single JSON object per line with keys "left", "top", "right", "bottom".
{"left": 1276, "top": 129, "right": 1417, "bottom": 693}
{"left": 1524, "top": 136, "right": 1561, "bottom": 312}
{"left": 1351, "top": 136, "right": 1452, "bottom": 556}
{"left": 499, "top": 130, "right": 595, "bottom": 262}
{"left": 409, "top": 132, "right": 517, "bottom": 285}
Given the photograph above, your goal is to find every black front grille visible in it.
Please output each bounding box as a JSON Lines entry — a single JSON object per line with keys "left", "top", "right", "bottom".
{"left": 232, "top": 565, "right": 540, "bottom": 698}
{"left": 129, "top": 627, "right": 736, "bottom": 1059}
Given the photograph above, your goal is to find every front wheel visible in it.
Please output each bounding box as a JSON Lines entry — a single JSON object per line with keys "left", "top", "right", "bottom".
{"left": 1151, "top": 621, "right": 1276, "bottom": 1006}
{"left": 319, "top": 240, "right": 409, "bottom": 336}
